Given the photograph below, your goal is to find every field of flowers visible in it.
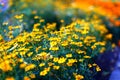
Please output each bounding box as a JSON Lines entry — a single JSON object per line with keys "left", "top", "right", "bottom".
{"left": 0, "top": 0, "right": 120, "bottom": 80}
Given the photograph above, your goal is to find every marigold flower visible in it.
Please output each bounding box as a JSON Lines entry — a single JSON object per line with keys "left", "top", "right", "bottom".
{"left": 53, "top": 57, "right": 59, "bottom": 62}
{"left": 66, "top": 53, "right": 72, "bottom": 58}
{"left": 58, "top": 57, "right": 66, "bottom": 64}
{"left": 40, "top": 70, "right": 48, "bottom": 76}
{"left": 39, "top": 63, "right": 45, "bottom": 67}
{"left": 20, "top": 63, "right": 27, "bottom": 69}
{"left": 53, "top": 66, "right": 60, "bottom": 70}
{"left": 67, "top": 62, "right": 73, "bottom": 66}
{"left": 83, "top": 56, "right": 91, "bottom": 59}
{"left": 0, "top": 61, "right": 13, "bottom": 72}
{"left": 49, "top": 46, "right": 59, "bottom": 51}
{"left": 5, "top": 77, "right": 15, "bottom": 80}
{"left": 75, "top": 74, "right": 84, "bottom": 80}
{"left": 24, "top": 76, "right": 31, "bottom": 80}
{"left": 14, "top": 14, "right": 24, "bottom": 19}
{"left": 25, "top": 64, "right": 36, "bottom": 71}
{"left": 105, "top": 34, "right": 112, "bottom": 39}
{"left": 96, "top": 66, "right": 101, "bottom": 72}
{"left": 48, "top": 62, "right": 54, "bottom": 66}
{"left": 29, "top": 74, "right": 36, "bottom": 79}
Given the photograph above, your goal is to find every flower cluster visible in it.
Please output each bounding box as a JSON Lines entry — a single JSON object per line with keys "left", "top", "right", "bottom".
{"left": 0, "top": 17, "right": 113, "bottom": 80}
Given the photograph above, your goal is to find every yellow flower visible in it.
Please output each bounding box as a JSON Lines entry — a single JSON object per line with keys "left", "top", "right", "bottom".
{"left": 67, "top": 59, "right": 77, "bottom": 66}
{"left": 91, "top": 45, "right": 96, "bottom": 50}
{"left": 96, "top": 66, "right": 101, "bottom": 72}
{"left": 0, "top": 60, "right": 13, "bottom": 72}
{"left": 83, "top": 56, "right": 91, "bottom": 59}
{"left": 14, "top": 14, "right": 24, "bottom": 19}
{"left": 105, "top": 34, "right": 112, "bottom": 39}
{"left": 67, "top": 62, "right": 73, "bottom": 66}
{"left": 8, "top": 26, "right": 13, "bottom": 31}
{"left": 99, "top": 42, "right": 106, "bottom": 46}
{"left": 49, "top": 46, "right": 59, "bottom": 51}
{"left": 38, "top": 52, "right": 48, "bottom": 60}
{"left": 27, "top": 52, "right": 33, "bottom": 57}
{"left": 40, "top": 67, "right": 50, "bottom": 76}
{"left": 79, "top": 59, "right": 84, "bottom": 62}
{"left": 60, "top": 19, "right": 64, "bottom": 23}
{"left": 50, "top": 41, "right": 57, "bottom": 47}
{"left": 75, "top": 74, "right": 84, "bottom": 80}
{"left": 39, "top": 63, "right": 45, "bottom": 67}
{"left": 61, "top": 41, "right": 68, "bottom": 46}
{"left": 53, "top": 66, "right": 60, "bottom": 70}
{"left": 76, "top": 49, "right": 85, "bottom": 54}
{"left": 24, "top": 76, "right": 31, "bottom": 80}
{"left": 88, "top": 64, "right": 92, "bottom": 68}
{"left": 20, "top": 63, "right": 27, "bottom": 69}
{"left": 20, "top": 51, "right": 26, "bottom": 56}
{"left": 73, "top": 34, "right": 79, "bottom": 39}
{"left": 53, "top": 57, "right": 59, "bottom": 62}
{"left": 34, "top": 16, "right": 39, "bottom": 19}
{"left": 40, "top": 70, "right": 48, "bottom": 76}
{"left": 39, "top": 19, "right": 45, "bottom": 23}
{"left": 44, "top": 67, "right": 50, "bottom": 72}
{"left": 58, "top": 57, "right": 66, "bottom": 64}
{"left": 48, "top": 62, "right": 54, "bottom": 66}
{"left": 92, "top": 63, "right": 97, "bottom": 66}
{"left": 80, "top": 29, "right": 89, "bottom": 34}
{"left": 25, "top": 64, "right": 36, "bottom": 71}
{"left": 68, "top": 59, "right": 77, "bottom": 63}
{"left": 29, "top": 74, "right": 36, "bottom": 79}
{"left": 33, "top": 23, "right": 40, "bottom": 29}
{"left": 100, "top": 47, "right": 106, "bottom": 53}
{"left": 18, "top": 58, "right": 24, "bottom": 62}
{"left": 66, "top": 53, "right": 72, "bottom": 58}
{"left": 5, "top": 77, "right": 15, "bottom": 80}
